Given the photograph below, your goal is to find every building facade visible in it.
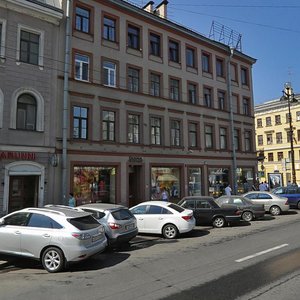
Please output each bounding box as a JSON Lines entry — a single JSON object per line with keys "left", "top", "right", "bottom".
{"left": 53, "top": 0, "right": 257, "bottom": 207}
{"left": 0, "top": 0, "right": 63, "bottom": 215}
{"left": 255, "top": 94, "right": 300, "bottom": 188}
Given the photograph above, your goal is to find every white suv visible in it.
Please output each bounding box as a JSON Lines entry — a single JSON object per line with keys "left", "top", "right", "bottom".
{"left": 0, "top": 206, "right": 107, "bottom": 273}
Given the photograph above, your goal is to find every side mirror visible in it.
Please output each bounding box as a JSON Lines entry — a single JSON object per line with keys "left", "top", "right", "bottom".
{"left": 0, "top": 219, "right": 4, "bottom": 226}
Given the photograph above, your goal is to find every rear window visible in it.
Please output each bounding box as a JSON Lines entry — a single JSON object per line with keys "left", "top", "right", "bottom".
{"left": 168, "top": 203, "right": 184, "bottom": 213}
{"left": 68, "top": 215, "right": 100, "bottom": 230}
{"left": 112, "top": 209, "right": 134, "bottom": 220}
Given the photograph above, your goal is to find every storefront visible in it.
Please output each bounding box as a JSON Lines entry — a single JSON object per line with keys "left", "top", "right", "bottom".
{"left": 208, "top": 168, "right": 230, "bottom": 197}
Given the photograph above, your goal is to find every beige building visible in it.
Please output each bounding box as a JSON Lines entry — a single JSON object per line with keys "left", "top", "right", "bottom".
{"left": 54, "top": 0, "right": 257, "bottom": 206}
{"left": 255, "top": 94, "right": 300, "bottom": 188}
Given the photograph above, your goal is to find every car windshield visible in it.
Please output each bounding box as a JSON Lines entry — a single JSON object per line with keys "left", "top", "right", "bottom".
{"left": 168, "top": 203, "right": 185, "bottom": 213}
{"left": 215, "top": 198, "right": 228, "bottom": 205}
{"left": 68, "top": 215, "right": 100, "bottom": 230}
{"left": 112, "top": 209, "right": 134, "bottom": 220}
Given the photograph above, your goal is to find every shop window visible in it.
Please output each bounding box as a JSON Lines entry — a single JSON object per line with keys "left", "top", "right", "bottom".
{"left": 151, "top": 167, "right": 180, "bottom": 201}
{"left": 73, "top": 166, "right": 116, "bottom": 204}
{"left": 236, "top": 168, "right": 254, "bottom": 194}
{"left": 188, "top": 168, "right": 202, "bottom": 196}
{"left": 208, "top": 168, "right": 229, "bottom": 197}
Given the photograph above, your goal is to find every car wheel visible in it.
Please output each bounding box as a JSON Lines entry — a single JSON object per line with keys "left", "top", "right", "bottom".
{"left": 297, "top": 201, "right": 300, "bottom": 210}
{"left": 42, "top": 247, "right": 65, "bottom": 273}
{"left": 162, "top": 224, "right": 178, "bottom": 239}
{"left": 213, "top": 216, "right": 226, "bottom": 228}
{"left": 270, "top": 205, "right": 281, "bottom": 216}
{"left": 242, "top": 211, "right": 253, "bottom": 222}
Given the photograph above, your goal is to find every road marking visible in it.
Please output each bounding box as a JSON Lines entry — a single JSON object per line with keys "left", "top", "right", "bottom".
{"left": 235, "top": 244, "right": 289, "bottom": 263}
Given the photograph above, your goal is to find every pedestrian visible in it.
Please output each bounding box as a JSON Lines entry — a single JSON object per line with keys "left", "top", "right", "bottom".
{"left": 264, "top": 181, "right": 269, "bottom": 191}
{"left": 225, "top": 184, "right": 232, "bottom": 196}
{"left": 68, "top": 193, "right": 75, "bottom": 207}
{"left": 259, "top": 182, "right": 265, "bottom": 191}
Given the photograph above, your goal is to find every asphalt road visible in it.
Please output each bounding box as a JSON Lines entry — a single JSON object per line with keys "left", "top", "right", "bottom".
{"left": 1, "top": 210, "right": 300, "bottom": 300}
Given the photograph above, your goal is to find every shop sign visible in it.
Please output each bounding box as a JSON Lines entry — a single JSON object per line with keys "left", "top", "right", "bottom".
{"left": 129, "top": 156, "right": 143, "bottom": 163}
{"left": 0, "top": 151, "right": 36, "bottom": 160}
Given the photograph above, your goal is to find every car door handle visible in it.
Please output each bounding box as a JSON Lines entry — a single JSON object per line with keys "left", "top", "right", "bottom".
{"left": 138, "top": 218, "right": 144, "bottom": 220}
{"left": 43, "top": 234, "right": 50, "bottom": 238}
{"left": 158, "top": 217, "right": 163, "bottom": 220}
{"left": 14, "top": 231, "right": 21, "bottom": 235}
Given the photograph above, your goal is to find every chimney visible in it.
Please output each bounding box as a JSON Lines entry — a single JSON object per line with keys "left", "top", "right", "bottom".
{"left": 154, "top": 0, "right": 168, "bottom": 19}
{"left": 143, "top": 1, "right": 155, "bottom": 13}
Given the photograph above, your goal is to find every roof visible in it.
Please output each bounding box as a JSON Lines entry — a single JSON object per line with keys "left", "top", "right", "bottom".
{"left": 78, "top": 203, "right": 126, "bottom": 211}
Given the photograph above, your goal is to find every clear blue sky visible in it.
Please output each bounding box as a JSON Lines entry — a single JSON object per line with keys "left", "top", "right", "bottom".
{"left": 128, "top": 0, "right": 300, "bottom": 104}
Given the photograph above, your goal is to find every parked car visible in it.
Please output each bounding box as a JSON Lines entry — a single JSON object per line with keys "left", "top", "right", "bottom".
{"left": 177, "top": 196, "right": 242, "bottom": 228}
{"left": 215, "top": 195, "right": 265, "bottom": 222}
{"left": 243, "top": 191, "right": 289, "bottom": 216}
{"left": 272, "top": 185, "right": 300, "bottom": 209}
{"left": 77, "top": 203, "right": 138, "bottom": 247}
{"left": 130, "top": 201, "right": 195, "bottom": 239}
{"left": 0, "top": 206, "right": 107, "bottom": 273}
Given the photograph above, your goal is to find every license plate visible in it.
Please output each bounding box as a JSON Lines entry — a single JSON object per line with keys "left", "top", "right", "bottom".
{"left": 125, "top": 224, "right": 135, "bottom": 230}
{"left": 92, "top": 234, "right": 101, "bottom": 242}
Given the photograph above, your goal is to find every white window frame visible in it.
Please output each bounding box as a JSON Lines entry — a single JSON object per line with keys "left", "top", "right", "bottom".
{"left": 16, "top": 24, "right": 44, "bottom": 67}
{"left": 0, "top": 19, "right": 7, "bottom": 59}
{"left": 75, "top": 53, "right": 90, "bottom": 82}
{"left": 103, "top": 61, "right": 116, "bottom": 87}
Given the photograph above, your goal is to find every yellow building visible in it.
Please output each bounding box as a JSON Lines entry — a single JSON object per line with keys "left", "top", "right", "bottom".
{"left": 255, "top": 93, "right": 300, "bottom": 188}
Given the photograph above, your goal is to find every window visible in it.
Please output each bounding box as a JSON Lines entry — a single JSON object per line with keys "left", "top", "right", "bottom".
{"left": 128, "top": 24, "right": 140, "bottom": 50}
{"left": 257, "top": 135, "right": 263, "bottom": 146}
{"left": 150, "top": 117, "right": 161, "bottom": 145}
{"left": 216, "top": 58, "right": 224, "bottom": 77}
{"left": 298, "top": 129, "right": 300, "bottom": 142}
{"left": 244, "top": 130, "right": 252, "bottom": 152}
{"left": 149, "top": 32, "right": 161, "bottom": 56}
{"left": 220, "top": 127, "right": 227, "bottom": 150}
{"left": 234, "top": 129, "right": 240, "bottom": 151}
{"left": 266, "top": 117, "right": 271, "bottom": 126}
{"left": 202, "top": 52, "right": 210, "bottom": 73}
{"left": 268, "top": 153, "right": 274, "bottom": 162}
{"left": 203, "top": 87, "right": 212, "bottom": 108}
{"left": 0, "top": 20, "right": 7, "bottom": 59}
{"left": 102, "top": 110, "right": 116, "bottom": 141}
{"left": 218, "top": 91, "right": 225, "bottom": 110}
{"left": 128, "top": 114, "right": 140, "bottom": 143}
{"left": 150, "top": 73, "right": 161, "bottom": 96}
{"left": 73, "top": 106, "right": 88, "bottom": 139}
{"left": 169, "top": 40, "right": 179, "bottom": 63}
{"left": 267, "top": 133, "right": 273, "bottom": 145}
{"left": 103, "top": 16, "right": 116, "bottom": 41}
{"left": 75, "top": 53, "right": 89, "bottom": 81}
{"left": 257, "top": 118, "right": 262, "bottom": 128}
{"left": 241, "top": 67, "right": 249, "bottom": 85}
{"left": 27, "top": 214, "right": 62, "bottom": 229}
{"left": 186, "top": 47, "right": 195, "bottom": 68}
{"left": 75, "top": 6, "right": 90, "bottom": 33}
{"left": 275, "top": 115, "right": 281, "bottom": 125}
{"left": 278, "top": 152, "right": 283, "bottom": 161}
{"left": 286, "top": 113, "right": 291, "bottom": 123}
{"left": 205, "top": 125, "right": 213, "bottom": 149}
{"left": 297, "top": 111, "right": 300, "bottom": 121}
{"left": 20, "top": 30, "right": 40, "bottom": 65}
{"left": 171, "top": 120, "right": 181, "bottom": 146}
{"left": 287, "top": 131, "right": 291, "bottom": 143}
{"left": 16, "top": 94, "right": 37, "bottom": 131}
{"left": 276, "top": 132, "right": 282, "bottom": 144}
{"left": 4, "top": 212, "right": 29, "bottom": 226}
{"left": 188, "top": 83, "right": 197, "bottom": 104}
{"left": 230, "top": 63, "right": 237, "bottom": 82}
{"left": 170, "top": 78, "right": 180, "bottom": 101}
{"left": 128, "top": 67, "right": 140, "bottom": 93}
{"left": 188, "top": 122, "right": 198, "bottom": 147}
{"left": 103, "top": 61, "right": 116, "bottom": 87}
{"left": 243, "top": 98, "right": 250, "bottom": 116}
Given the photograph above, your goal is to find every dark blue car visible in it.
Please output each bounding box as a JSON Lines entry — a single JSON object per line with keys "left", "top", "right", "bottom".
{"left": 272, "top": 186, "right": 300, "bottom": 209}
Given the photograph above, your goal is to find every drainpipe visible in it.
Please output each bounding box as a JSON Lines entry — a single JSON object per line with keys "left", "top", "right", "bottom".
{"left": 62, "top": 0, "right": 71, "bottom": 204}
{"left": 227, "top": 47, "right": 238, "bottom": 194}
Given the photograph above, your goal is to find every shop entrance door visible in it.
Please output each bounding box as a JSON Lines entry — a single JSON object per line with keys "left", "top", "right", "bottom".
{"left": 8, "top": 176, "right": 38, "bottom": 212}
{"left": 129, "top": 166, "right": 142, "bottom": 207}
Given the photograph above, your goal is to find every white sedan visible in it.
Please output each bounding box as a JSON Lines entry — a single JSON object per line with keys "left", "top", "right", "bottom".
{"left": 130, "top": 201, "right": 195, "bottom": 239}
{"left": 243, "top": 191, "right": 289, "bottom": 216}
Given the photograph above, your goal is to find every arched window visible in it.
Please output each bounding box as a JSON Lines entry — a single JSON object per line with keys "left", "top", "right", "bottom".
{"left": 16, "top": 94, "right": 37, "bottom": 130}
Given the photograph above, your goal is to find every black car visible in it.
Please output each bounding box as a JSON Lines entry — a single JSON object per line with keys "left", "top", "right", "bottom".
{"left": 215, "top": 195, "right": 265, "bottom": 222}
{"left": 177, "top": 196, "right": 242, "bottom": 228}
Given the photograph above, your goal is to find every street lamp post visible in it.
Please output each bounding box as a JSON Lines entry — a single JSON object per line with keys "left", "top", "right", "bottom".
{"left": 281, "top": 82, "right": 297, "bottom": 184}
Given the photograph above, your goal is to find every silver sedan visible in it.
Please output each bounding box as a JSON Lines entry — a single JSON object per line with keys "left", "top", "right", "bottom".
{"left": 243, "top": 191, "right": 289, "bottom": 216}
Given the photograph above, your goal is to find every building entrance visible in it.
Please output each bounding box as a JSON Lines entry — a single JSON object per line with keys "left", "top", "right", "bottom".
{"left": 8, "top": 175, "right": 38, "bottom": 212}
{"left": 128, "top": 166, "right": 142, "bottom": 207}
